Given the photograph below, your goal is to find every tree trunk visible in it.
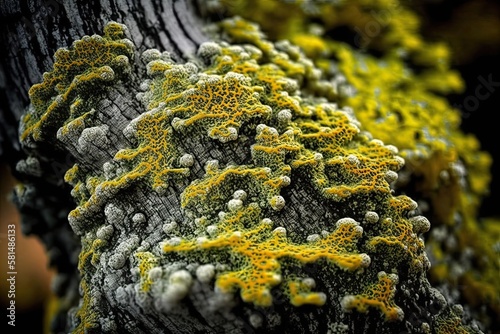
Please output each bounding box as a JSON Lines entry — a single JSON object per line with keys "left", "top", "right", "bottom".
{"left": 0, "top": 1, "right": 208, "bottom": 332}
{"left": 0, "top": 1, "right": 488, "bottom": 333}
{"left": 1, "top": 0, "right": 207, "bottom": 161}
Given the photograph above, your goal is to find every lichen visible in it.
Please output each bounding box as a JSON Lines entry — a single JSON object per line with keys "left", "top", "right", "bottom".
{"left": 341, "top": 271, "right": 403, "bottom": 322}
{"left": 163, "top": 203, "right": 371, "bottom": 306}
{"left": 135, "top": 252, "right": 159, "bottom": 292}
{"left": 21, "top": 22, "right": 134, "bottom": 144}
{"left": 213, "top": 0, "right": 499, "bottom": 327}
{"left": 17, "top": 3, "right": 494, "bottom": 333}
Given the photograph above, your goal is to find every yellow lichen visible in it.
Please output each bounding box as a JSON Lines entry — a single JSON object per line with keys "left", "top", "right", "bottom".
{"left": 17, "top": 0, "right": 498, "bottom": 331}
{"left": 182, "top": 165, "right": 285, "bottom": 212}
{"left": 73, "top": 280, "right": 100, "bottom": 334}
{"left": 434, "top": 306, "right": 473, "bottom": 334}
{"left": 214, "top": 0, "right": 498, "bottom": 322}
{"left": 163, "top": 203, "right": 369, "bottom": 307}
{"left": 22, "top": 22, "right": 134, "bottom": 143}
{"left": 341, "top": 271, "right": 402, "bottom": 322}
{"left": 149, "top": 17, "right": 422, "bottom": 318}
{"left": 73, "top": 238, "right": 103, "bottom": 333}
{"left": 115, "top": 111, "right": 188, "bottom": 190}
{"left": 135, "top": 252, "right": 159, "bottom": 292}
{"left": 41, "top": 16, "right": 430, "bottom": 325}
{"left": 287, "top": 280, "right": 326, "bottom": 307}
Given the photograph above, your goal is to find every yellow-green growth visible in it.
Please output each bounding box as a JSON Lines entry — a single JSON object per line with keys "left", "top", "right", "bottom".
{"left": 78, "top": 236, "right": 106, "bottom": 270}
{"left": 212, "top": 0, "right": 497, "bottom": 321}
{"left": 341, "top": 271, "right": 403, "bottom": 322}
{"left": 73, "top": 280, "right": 100, "bottom": 334}
{"left": 22, "top": 22, "right": 134, "bottom": 143}
{"left": 434, "top": 306, "right": 475, "bottom": 334}
{"left": 144, "top": 59, "right": 272, "bottom": 142}
{"left": 293, "top": 110, "right": 402, "bottom": 200}
{"left": 115, "top": 110, "right": 188, "bottom": 191}
{"left": 135, "top": 252, "right": 159, "bottom": 292}
{"left": 163, "top": 203, "right": 370, "bottom": 307}
{"left": 151, "top": 18, "right": 424, "bottom": 318}
{"left": 74, "top": 237, "right": 103, "bottom": 333}
{"left": 287, "top": 278, "right": 326, "bottom": 307}
{"left": 181, "top": 165, "right": 287, "bottom": 213}
{"left": 367, "top": 196, "right": 428, "bottom": 269}
{"left": 452, "top": 217, "right": 500, "bottom": 315}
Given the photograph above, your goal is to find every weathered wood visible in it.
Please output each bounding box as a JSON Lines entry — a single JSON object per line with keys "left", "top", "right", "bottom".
{"left": 0, "top": 1, "right": 489, "bottom": 333}
{"left": 0, "top": 1, "right": 209, "bottom": 331}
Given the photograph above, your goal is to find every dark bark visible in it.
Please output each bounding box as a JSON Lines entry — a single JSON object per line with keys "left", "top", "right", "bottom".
{"left": 0, "top": 0, "right": 207, "bottom": 162}
{"left": 0, "top": 1, "right": 208, "bottom": 331}
{"left": 0, "top": 1, "right": 489, "bottom": 334}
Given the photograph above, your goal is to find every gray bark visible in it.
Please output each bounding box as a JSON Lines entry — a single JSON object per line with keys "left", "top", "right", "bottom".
{"left": 0, "top": 1, "right": 488, "bottom": 333}
{"left": 0, "top": 1, "right": 208, "bottom": 332}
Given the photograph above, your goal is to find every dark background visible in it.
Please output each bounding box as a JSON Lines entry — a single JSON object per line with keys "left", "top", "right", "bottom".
{"left": 416, "top": 0, "right": 500, "bottom": 219}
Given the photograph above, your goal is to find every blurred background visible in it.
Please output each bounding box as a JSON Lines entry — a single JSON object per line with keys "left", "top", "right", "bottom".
{"left": 0, "top": 0, "right": 499, "bottom": 333}
{"left": 416, "top": 0, "right": 500, "bottom": 219}
{"left": 0, "top": 163, "right": 55, "bottom": 333}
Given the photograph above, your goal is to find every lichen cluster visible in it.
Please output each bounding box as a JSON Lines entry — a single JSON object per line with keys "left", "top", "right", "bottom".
{"left": 212, "top": 0, "right": 499, "bottom": 327}
{"left": 22, "top": 22, "right": 134, "bottom": 144}
{"left": 15, "top": 1, "right": 497, "bottom": 333}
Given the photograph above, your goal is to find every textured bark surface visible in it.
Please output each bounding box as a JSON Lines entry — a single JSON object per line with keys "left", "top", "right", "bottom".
{"left": 0, "top": 1, "right": 207, "bottom": 331}
{"left": 0, "top": 1, "right": 490, "bottom": 334}
{"left": 0, "top": 0, "right": 206, "bottom": 161}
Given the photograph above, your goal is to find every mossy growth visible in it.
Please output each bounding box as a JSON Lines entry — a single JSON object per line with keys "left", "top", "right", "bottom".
{"left": 20, "top": 4, "right": 492, "bottom": 331}
{"left": 21, "top": 22, "right": 134, "bottom": 144}
{"left": 211, "top": 0, "right": 499, "bottom": 322}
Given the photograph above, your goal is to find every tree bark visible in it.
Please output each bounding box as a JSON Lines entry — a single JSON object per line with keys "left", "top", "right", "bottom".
{"left": 0, "top": 1, "right": 488, "bottom": 334}
{"left": 0, "top": 1, "right": 208, "bottom": 332}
